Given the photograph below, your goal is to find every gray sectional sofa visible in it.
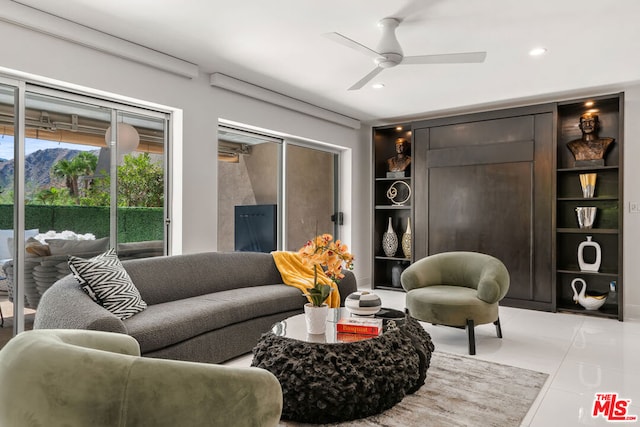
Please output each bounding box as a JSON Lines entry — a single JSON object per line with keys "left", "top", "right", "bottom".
{"left": 34, "top": 251, "right": 357, "bottom": 363}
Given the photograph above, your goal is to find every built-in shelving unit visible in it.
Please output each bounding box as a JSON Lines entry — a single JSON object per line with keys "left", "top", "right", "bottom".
{"left": 372, "top": 124, "right": 412, "bottom": 291}
{"left": 555, "top": 94, "right": 623, "bottom": 320}
{"left": 372, "top": 93, "right": 624, "bottom": 320}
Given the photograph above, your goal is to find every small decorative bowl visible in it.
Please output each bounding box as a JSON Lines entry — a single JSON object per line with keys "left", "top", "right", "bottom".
{"left": 345, "top": 291, "right": 382, "bottom": 316}
{"left": 375, "top": 307, "right": 406, "bottom": 331}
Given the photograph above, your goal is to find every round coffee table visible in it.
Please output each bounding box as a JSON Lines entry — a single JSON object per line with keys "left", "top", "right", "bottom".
{"left": 251, "top": 308, "right": 434, "bottom": 423}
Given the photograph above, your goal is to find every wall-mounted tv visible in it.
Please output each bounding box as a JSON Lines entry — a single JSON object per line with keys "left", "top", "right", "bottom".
{"left": 234, "top": 204, "right": 277, "bottom": 252}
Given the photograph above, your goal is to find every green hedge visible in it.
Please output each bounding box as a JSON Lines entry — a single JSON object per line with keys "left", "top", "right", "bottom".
{"left": 0, "top": 204, "right": 163, "bottom": 243}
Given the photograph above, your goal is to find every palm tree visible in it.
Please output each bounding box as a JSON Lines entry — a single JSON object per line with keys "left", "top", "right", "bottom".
{"left": 52, "top": 158, "right": 78, "bottom": 197}
{"left": 51, "top": 152, "right": 98, "bottom": 199}
{"left": 73, "top": 152, "right": 98, "bottom": 193}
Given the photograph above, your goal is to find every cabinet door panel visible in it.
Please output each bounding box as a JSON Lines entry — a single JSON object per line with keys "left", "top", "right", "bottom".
{"left": 430, "top": 116, "right": 534, "bottom": 149}
{"left": 428, "top": 163, "right": 533, "bottom": 300}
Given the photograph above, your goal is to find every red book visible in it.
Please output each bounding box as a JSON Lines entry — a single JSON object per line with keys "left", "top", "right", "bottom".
{"left": 336, "top": 317, "right": 382, "bottom": 336}
{"left": 337, "top": 332, "right": 373, "bottom": 342}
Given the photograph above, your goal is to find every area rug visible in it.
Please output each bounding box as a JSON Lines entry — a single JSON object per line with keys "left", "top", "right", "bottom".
{"left": 279, "top": 351, "right": 548, "bottom": 427}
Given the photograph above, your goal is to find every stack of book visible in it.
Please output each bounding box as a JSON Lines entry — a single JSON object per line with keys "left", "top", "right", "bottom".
{"left": 336, "top": 317, "right": 382, "bottom": 342}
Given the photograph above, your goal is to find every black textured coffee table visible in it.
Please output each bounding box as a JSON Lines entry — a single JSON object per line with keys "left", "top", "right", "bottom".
{"left": 251, "top": 309, "right": 434, "bottom": 424}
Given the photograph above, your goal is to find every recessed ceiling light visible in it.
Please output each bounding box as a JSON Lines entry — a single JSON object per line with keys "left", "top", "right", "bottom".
{"left": 529, "top": 47, "right": 547, "bottom": 56}
{"left": 372, "top": 83, "right": 385, "bottom": 89}
{"left": 585, "top": 101, "right": 595, "bottom": 107}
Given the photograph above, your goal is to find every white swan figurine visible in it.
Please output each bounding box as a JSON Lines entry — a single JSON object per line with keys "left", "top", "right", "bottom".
{"left": 571, "top": 278, "right": 607, "bottom": 310}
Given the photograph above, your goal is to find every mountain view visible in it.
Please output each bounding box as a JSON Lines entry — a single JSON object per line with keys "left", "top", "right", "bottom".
{"left": 0, "top": 148, "right": 84, "bottom": 193}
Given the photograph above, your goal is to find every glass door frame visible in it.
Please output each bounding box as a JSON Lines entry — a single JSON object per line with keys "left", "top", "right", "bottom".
{"left": 217, "top": 123, "right": 342, "bottom": 252}
{"left": 6, "top": 81, "right": 171, "bottom": 335}
{"left": 281, "top": 138, "right": 342, "bottom": 250}
{"left": 25, "top": 86, "right": 171, "bottom": 256}
{"left": 0, "top": 76, "right": 26, "bottom": 334}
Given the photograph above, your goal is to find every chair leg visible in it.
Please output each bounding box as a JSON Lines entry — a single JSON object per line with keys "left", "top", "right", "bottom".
{"left": 494, "top": 318, "right": 502, "bottom": 339}
{"left": 466, "top": 319, "right": 476, "bottom": 355}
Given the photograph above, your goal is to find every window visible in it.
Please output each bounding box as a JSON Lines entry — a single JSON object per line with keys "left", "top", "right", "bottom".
{"left": 0, "top": 82, "right": 171, "bottom": 334}
{"left": 217, "top": 125, "right": 340, "bottom": 253}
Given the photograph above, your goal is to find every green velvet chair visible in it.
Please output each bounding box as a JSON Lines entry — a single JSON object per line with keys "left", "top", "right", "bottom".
{"left": 0, "top": 329, "right": 283, "bottom": 427}
{"left": 401, "top": 251, "right": 510, "bottom": 355}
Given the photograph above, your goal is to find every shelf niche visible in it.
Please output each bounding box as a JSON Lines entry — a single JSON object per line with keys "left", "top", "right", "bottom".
{"left": 372, "top": 124, "right": 412, "bottom": 291}
{"left": 555, "top": 93, "right": 623, "bottom": 320}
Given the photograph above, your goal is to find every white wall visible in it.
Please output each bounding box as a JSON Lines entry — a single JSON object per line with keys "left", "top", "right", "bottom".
{"left": 0, "top": 16, "right": 371, "bottom": 284}
{"left": 622, "top": 84, "right": 640, "bottom": 319}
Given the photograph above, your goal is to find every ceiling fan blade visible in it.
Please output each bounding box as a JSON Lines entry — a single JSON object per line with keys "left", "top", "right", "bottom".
{"left": 348, "top": 67, "right": 384, "bottom": 91}
{"left": 402, "top": 51, "right": 487, "bottom": 65}
{"left": 324, "top": 32, "right": 382, "bottom": 59}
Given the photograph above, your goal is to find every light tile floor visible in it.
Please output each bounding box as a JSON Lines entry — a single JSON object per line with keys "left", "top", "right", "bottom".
{"left": 228, "top": 289, "right": 640, "bottom": 427}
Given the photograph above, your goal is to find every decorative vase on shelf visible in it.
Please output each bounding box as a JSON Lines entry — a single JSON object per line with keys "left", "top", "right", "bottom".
{"left": 402, "top": 218, "right": 412, "bottom": 258}
{"left": 579, "top": 173, "right": 597, "bottom": 198}
{"left": 391, "top": 263, "right": 404, "bottom": 288}
{"left": 570, "top": 278, "right": 608, "bottom": 311}
{"left": 382, "top": 217, "right": 398, "bottom": 257}
{"left": 578, "top": 236, "right": 601, "bottom": 272}
{"left": 304, "top": 303, "right": 328, "bottom": 334}
{"left": 575, "top": 207, "right": 597, "bottom": 229}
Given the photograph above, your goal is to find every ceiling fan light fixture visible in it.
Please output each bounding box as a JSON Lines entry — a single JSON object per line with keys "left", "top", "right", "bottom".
{"left": 372, "top": 82, "right": 385, "bottom": 89}
{"left": 529, "top": 47, "right": 547, "bottom": 57}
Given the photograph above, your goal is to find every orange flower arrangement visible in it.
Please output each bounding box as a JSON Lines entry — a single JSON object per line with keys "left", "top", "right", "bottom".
{"left": 298, "top": 234, "right": 354, "bottom": 306}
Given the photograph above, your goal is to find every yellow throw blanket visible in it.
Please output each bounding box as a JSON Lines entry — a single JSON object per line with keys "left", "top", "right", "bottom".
{"left": 271, "top": 251, "right": 340, "bottom": 308}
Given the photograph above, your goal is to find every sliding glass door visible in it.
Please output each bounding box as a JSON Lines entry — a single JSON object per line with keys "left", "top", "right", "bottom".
{"left": 217, "top": 125, "right": 340, "bottom": 253}
{"left": 217, "top": 127, "right": 281, "bottom": 252}
{"left": 0, "top": 80, "right": 20, "bottom": 333}
{"left": 1, "top": 83, "right": 169, "bottom": 334}
{"left": 284, "top": 143, "right": 338, "bottom": 251}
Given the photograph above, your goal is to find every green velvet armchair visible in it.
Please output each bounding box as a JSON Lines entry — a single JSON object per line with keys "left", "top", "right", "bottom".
{"left": 0, "top": 329, "right": 283, "bottom": 426}
{"left": 401, "top": 251, "right": 510, "bottom": 355}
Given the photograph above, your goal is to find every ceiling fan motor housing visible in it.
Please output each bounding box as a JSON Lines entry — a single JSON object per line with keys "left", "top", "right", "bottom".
{"left": 375, "top": 53, "right": 403, "bottom": 68}
{"left": 376, "top": 17, "right": 403, "bottom": 65}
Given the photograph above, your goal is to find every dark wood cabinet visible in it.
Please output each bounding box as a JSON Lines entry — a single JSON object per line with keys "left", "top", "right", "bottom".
{"left": 410, "top": 106, "right": 554, "bottom": 310}
{"left": 372, "top": 93, "right": 624, "bottom": 319}
{"left": 555, "top": 94, "right": 623, "bottom": 320}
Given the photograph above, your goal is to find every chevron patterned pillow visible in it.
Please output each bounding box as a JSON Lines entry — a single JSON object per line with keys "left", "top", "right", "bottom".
{"left": 68, "top": 248, "right": 147, "bottom": 320}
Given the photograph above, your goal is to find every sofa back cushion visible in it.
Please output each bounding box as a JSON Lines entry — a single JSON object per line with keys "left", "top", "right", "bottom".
{"left": 46, "top": 237, "right": 110, "bottom": 255}
{"left": 121, "top": 251, "right": 284, "bottom": 305}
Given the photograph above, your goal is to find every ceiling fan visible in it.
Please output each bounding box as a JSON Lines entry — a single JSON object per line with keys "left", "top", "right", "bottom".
{"left": 326, "top": 17, "right": 487, "bottom": 91}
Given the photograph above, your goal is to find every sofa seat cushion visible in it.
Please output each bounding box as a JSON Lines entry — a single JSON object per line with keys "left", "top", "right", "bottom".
{"left": 125, "top": 284, "right": 305, "bottom": 353}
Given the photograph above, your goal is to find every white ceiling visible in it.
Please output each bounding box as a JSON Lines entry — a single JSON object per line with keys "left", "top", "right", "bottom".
{"left": 13, "top": 0, "right": 640, "bottom": 124}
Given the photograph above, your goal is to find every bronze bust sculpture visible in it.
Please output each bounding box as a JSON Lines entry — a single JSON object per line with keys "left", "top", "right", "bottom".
{"left": 567, "top": 113, "right": 614, "bottom": 166}
{"left": 387, "top": 138, "right": 411, "bottom": 174}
